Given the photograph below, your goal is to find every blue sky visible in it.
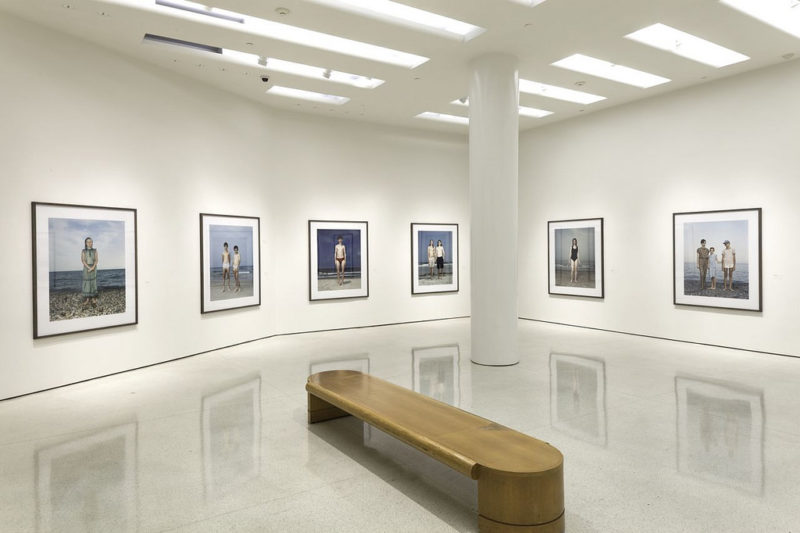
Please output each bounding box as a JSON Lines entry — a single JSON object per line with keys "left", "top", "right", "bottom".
{"left": 48, "top": 218, "right": 126, "bottom": 271}
{"left": 209, "top": 224, "right": 254, "bottom": 268}
{"left": 683, "top": 220, "right": 749, "bottom": 262}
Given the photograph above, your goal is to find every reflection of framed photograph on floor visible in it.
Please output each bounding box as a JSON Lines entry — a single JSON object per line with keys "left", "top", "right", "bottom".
{"left": 549, "top": 353, "right": 607, "bottom": 446}
{"left": 308, "top": 220, "right": 368, "bottom": 301}
{"left": 548, "top": 218, "right": 604, "bottom": 298}
{"left": 675, "top": 376, "right": 764, "bottom": 494}
{"left": 32, "top": 202, "right": 138, "bottom": 339}
{"left": 309, "top": 356, "right": 370, "bottom": 376}
{"left": 673, "top": 208, "right": 762, "bottom": 311}
{"left": 36, "top": 423, "right": 138, "bottom": 532}
{"left": 202, "top": 377, "right": 261, "bottom": 498}
{"left": 200, "top": 214, "right": 261, "bottom": 313}
{"left": 410, "top": 223, "right": 459, "bottom": 295}
{"left": 412, "top": 345, "right": 460, "bottom": 407}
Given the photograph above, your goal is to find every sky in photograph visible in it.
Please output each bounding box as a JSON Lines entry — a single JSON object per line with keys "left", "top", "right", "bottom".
{"left": 683, "top": 220, "right": 749, "bottom": 262}
{"left": 48, "top": 218, "right": 126, "bottom": 272}
{"left": 209, "top": 224, "right": 254, "bottom": 268}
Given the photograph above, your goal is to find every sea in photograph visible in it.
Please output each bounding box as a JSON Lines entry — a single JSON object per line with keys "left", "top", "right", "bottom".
{"left": 554, "top": 264, "right": 596, "bottom": 289}
{"left": 683, "top": 262, "right": 749, "bottom": 299}
{"left": 48, "top": 269, "right": 126, "bottom": 320}
{"left": 209, "top": 267, "right": 254, "bottom": 301}
{"left": 417, "top": 263, "right": 454, "bottom": 286}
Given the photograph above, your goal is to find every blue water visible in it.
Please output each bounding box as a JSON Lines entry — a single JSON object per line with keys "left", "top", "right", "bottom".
{"left": 50, "top": 269, "right": 126, "bottom": 292}
{"left": 684, "top": 262, "right": 748, "bottom": 283}
{"left": 210, "top": 267, "right": 253, "bottom": 281}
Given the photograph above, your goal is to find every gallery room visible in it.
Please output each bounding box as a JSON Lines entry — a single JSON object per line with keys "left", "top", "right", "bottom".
{"left": 1, "top": 0, "right": 799, "bottom": 531}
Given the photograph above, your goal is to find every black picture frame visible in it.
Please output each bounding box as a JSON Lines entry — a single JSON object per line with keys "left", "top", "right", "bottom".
{"left": 32, "top": 201, "right": 138, "bottom": 339}
{"left": 308, "top": 220, "right": 369, "bottom": 301}
{"left": 410, "top": 222, "right": 459, "bottom": 295}
{"left": 200, "top": 213, "right": 261, "bottom": 314}
{"left": 672, "top": 208, "right": 762, "bottom": 311}
{"left": 547, "top": 217, "right": 604, "bottom": 299}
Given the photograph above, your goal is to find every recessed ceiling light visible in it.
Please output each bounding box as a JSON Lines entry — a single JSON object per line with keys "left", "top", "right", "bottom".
{"left": 267, "top": 86, "right": 350, "bottom": 105}
{"left": 306, "top": 0, "right": 484, "bottom": 41}
{"left": 508, "top": 0, "right": 548, "bottom": 6}
{"left": 415, "top": 112, "right": 469, "bottom": 125}
{"left": 625, "top": 23, "right": 749, "bottom": 68}
{"left": 144, "top": 34, "right": 384, "bottom": 89}
{"left": 720, "top": 0, "right": 800, "bottom": 40}
{"left": 552, "top": 53, "right": 670, "bottom": 88}
{"left": 518, "top": 79, "right": 606, "bottom": 104}
{"left": 152, "top": 0, "right": 429, "bottom": 68}
{"left": 450, "top": 98, "right": 553, "bottom": 118}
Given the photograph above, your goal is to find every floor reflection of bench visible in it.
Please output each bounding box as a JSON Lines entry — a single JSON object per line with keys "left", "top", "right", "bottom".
{"left": 307, "top": 370, "right": 565, "bottom": 532}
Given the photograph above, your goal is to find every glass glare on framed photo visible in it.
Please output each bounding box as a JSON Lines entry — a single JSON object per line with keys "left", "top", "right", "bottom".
{"left": 410, "top": 223, "right": 459, "bottom": 294}
{"left": 308, "top": 220, "right": 369, "bottom": 301}
{"left": 548, "top": 218, "right": 604, "bottom": 298}
{"left": 673, "top": 208, "right": 761, "bottom": 311}
{"left": 32, "top": 202, "right": 137, "bottom": 338}
{"left": 200, "top": 214, "right": 261, "bottom": 313}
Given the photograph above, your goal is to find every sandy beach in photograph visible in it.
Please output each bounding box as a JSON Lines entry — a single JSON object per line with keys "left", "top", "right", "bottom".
{"left": 554, "top": 270, "right": 596, "bottom": 289}
{"left": 318, "top": 277, "right": 361, "bottom": 291}
{"left": 49, "top": 288, "right": 126, "bottom": 321}
{"left": 418, "top": 273, "right": 453, "bottom": 286}
{"left": 684, "top": 280, "right": 749, "bottom": 299}
{"left": 209, "top": 278, "right": 254, "bottom": 301}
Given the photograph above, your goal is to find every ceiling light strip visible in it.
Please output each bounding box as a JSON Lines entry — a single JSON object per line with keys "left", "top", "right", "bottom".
{"left": 306, "top": 0, "right": 484, "bottom": 40}
{"left": 552, "top": 54, "right": 670, "bottom": 88}
{"left": 625, "top": 23, "right": 749, "bottom": 68}
{"left": 149, "top": 0, "right": 429, "bottom": 68}
{"left": 720, "top": 0, "right": 800, "bottom": 40}
{"left": 415, "top": 112, "right": 469, "bottom": 125}
{"left": 518, "top": 79, "right": 606, "bottom": 104}
{"left": 267, "top": 86, "right": 350, "bottom": 105}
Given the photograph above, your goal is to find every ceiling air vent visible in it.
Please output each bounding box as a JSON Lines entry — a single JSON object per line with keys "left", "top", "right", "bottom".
{"left": 143, "top": 33, "right": 223, "bottom": 55}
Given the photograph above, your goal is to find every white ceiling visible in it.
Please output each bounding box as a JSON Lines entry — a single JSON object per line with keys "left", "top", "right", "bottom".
{"left": 3, "top": 0, "right": 800, "bottom": 134}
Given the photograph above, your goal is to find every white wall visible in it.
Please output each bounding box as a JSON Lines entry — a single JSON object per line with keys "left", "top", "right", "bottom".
{"left": 0, "top": 14, "right": 469, "bottom": 400}
{"left": 519, "top": 59, "right": 800, "bottom": 356}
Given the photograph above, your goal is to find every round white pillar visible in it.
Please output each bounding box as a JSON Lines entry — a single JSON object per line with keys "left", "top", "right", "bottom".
{"left": 469, "top": 53, "right": 519, "bottom": 366}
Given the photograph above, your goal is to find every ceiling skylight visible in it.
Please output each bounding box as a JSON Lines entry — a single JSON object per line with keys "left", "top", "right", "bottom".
{"left": 507, "top": 0, "right": 548, "bottom": 6}
{"left": 720, "top": 0, "right": 800, "bottom": 40}
{"left": 553, "top": 54, "right": 670, "bottom": 88}
{"left": 451, "top": 98, "right": 553, "bottom": 118}
{"left": 306, "top": 0, "right": 484, "bottom": 41}
{"left": 625, "top": 23, "right": 749, "bottom": 68}
{"left": 518, "top": 79, "right": 606, "bottom": 104}
{"left": 415, "top": 112, "right": 469, "bottom": 125}
{"left": 151, "top": 0, "right": 429, "bottom": 68}
{"left": 144, "top": 34, "right": 384, "bottom": 89}
{"left": 267, "top": 86, "right": 350, "bottom": 105}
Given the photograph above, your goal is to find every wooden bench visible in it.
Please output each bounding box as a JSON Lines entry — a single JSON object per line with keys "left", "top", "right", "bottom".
{"left": 307, "top": 370, "right": 565, "bottom": 532}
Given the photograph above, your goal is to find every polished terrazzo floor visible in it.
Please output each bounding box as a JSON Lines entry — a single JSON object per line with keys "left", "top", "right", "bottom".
{"left": 1, "top": 318, "right": 799, "bottom": 532}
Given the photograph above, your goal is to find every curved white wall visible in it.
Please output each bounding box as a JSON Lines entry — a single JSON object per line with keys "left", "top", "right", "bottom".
{"left": 519, "top": 59, "right": 800, "bottom": 356}
{"left": 0, "top": 14, "right": 469, "bottom": 400}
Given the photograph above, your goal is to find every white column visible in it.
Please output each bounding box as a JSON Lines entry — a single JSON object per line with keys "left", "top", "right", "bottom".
{"left": 469, "top": 53, "right": 519, "bottom": 366}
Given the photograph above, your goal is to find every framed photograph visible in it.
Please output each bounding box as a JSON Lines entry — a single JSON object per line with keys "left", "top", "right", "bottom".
{"left": 412, "top": 345, "right": 460, "bottom": 407}
{"left": 548, "top": 218, "right": 604, "bottom": 298}
{"left": 309, "top": 356, "right": 370, "bottom": 376}
{"left": 200, "top": 214, "right": 261, "bottom": 313}
{"left": 549, "top": 353, "right": 607, "bottom": 446}
{"left": 202, "top": 377, "right": 261, "bottom": 498}
{"left": 675, "top": 376, "right": 764, "bottom": 494}
{"left": 37, "top": 423, "right": 138, "bottom": 532}
{"left": 308, "top": 220, "right": 368, "bottom": 301}
{"left": 673, "top": 208, "right": 762, "bottom": 311}
{"left": 410, "top": 223, "right": 459, "bottom": 295}
{"left": 32, "top": 202, "right": 138, "bottom": 339}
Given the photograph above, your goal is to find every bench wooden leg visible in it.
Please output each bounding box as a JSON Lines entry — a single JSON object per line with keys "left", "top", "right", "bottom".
{"left": 308, "top": 393, "right": 351, "bottom": 423}
{"left": 477, "top": 465, "right": 564, "bottom": 533}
